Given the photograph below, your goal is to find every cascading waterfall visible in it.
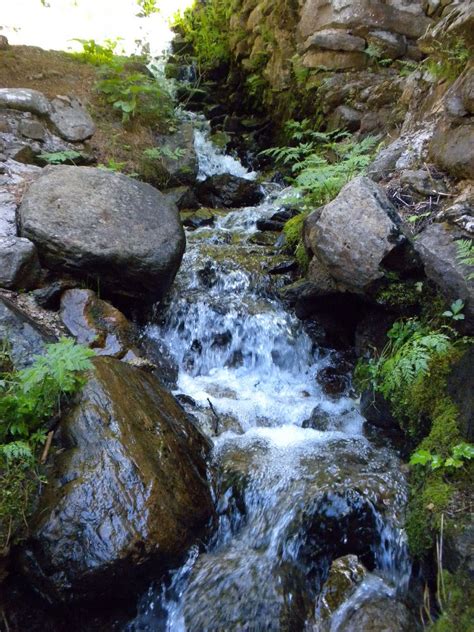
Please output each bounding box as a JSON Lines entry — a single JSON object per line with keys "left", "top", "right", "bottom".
{"left": 128, "top": 127, "right": 411, "bottom": 631}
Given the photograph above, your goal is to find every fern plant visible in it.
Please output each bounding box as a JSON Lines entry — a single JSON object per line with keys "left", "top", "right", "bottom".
{"left": 456, "top": 239, "right": 474, "bottom": 281}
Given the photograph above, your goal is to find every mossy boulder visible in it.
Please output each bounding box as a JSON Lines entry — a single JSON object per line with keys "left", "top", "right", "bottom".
{"left": 20, "top": 357, "right": 215, "bottom": 604}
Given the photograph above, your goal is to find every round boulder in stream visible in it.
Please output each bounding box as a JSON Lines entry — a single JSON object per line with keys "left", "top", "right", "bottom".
{"left": 18, "top": 166, "right": 185, "bottom": 303}
{"left": 196, "top": 173, "right": 264, "bottom": 208}
{"left": 20, "top": 357, "right": 215, "bottom": 604}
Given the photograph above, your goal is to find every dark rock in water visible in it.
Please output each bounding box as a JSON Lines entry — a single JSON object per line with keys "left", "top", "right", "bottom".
{"left": 0, "top": 236, "right": 41, "bottom": 290}
{"left": 361, "top": 389, "right": 399, "bottom": 431}
{"left": 269, "top": 260, "right": 297, "bottom": 275}
{"left": 447, "top": 347, "right": 474, "bottom": 442}
{"left": 138, "top": 334, "right": 179, "bottom": 390}
{"left": 163, "top": 185, "right": 199, "bottom": 211}
{"left": 18, "top": 166, "right": 185, "bottom": 303}
{"left": 60, "top": 289, "right": 135, "bottom": 358}
{"left": 256, "top": 218, "right": 284, "bottom": 232}
{"left": 197, "top": 174, "right": 264, "bottom": 208}
{"left": 332, "top": 595, "right": 416, "bottom": 632}
{"left": 0, "top": 296, "right": 56, "bottom": 368}
{"left": 181, "top": 208, "right": 215, "bottom": 229}
{"left": 270, "top": 208, "right": 299, "bottom": 223}
{"left": 302, "top": 405, "right": 344, "bottom": 431}
{"left": 315, "top": 555, "right": 367, "bottom": 626}
{"left": 182, "top": 550, "right": 312, "bottom": 632}
{"left": 20, "top": 357, "right": 215, "bottom": 604}
{"left": 317, "top": 365, "right": 350, "bottom": 397}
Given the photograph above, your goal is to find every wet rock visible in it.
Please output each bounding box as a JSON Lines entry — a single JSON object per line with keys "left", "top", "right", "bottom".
{"left": 0, "top": 88, "right": 50, "bottom": 116}
{"left": 138, "top": 334, "right": 179, "bottom": 390}
{"left": 0, "top": 236, "right": 41, "bottom": 290}
{"left": 164, "top": 185, "right": 199, "bottom": 210}
{"left": 256, "top": 217, "right": 285, "bottom": 231}
{"left": 332, "top": 595, "right": 416, "bottom": 631}
{"left": 429, "top": 122, "right": 474, "bottom": 180}
{"left": 181, "top": 208, "right": 215, "bottom": 229}
{"left": 415, "top": 223, "right": 474, "bottom": 329}
{"left": 315, "top": 555, "right": 367, "bottom": 626}
{"left": 19, "top": 166, "right": 185, "bottom": 303}
{"left": 183, "top": 550, "right": 312, "bottom": 632}
{"left": 303, "top": 29, "right": 366, "bottom": 52}
{"left": 304, "top": 176, "right": 405, "bottom": 294}
{"left": 49, "top": 96, "right": 95, "bottom": 142}
{"left": 361, "top": 389, "right": 399, "bottom": 431}
{"left": 60, "top": 289, "right": 135, "bottom": 358}
{"left": 0, "top": 296, "right": 56, "bottom": 369}
{"left": 269, "top": 260, "right": 298, "bottom": 275}
{"left": 302, "top": 405, "right": 346, "bottom": 431}
{"left": 20, "top": 357, "right": 215, "bottom": 604}
{"left": 317, "top": 366, "right": 350, "bottom": 397}
{"left": 197, "top": 174, "right": 264, "bottom": 208}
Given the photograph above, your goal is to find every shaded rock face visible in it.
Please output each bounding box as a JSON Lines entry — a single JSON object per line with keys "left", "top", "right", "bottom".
{"left": 197, "top": 174, "right": 264, "bottom": 208}
{"left": 60, "top": 289, "right": 135, "bottom": 358}
{"left": 19, "top": 166, "right": 186, "bottom": 303}
{"left": 429, "top": 123, "right": 474, "bottom": 180}
{"left": 304, "top": 176, "right": 405, "bottom": 294}
{"left": 415, "top": 222, "right": 474, "bottom": 328}
{"left": 447, "top": 347, "right": 474, "bottom": 443}
{"left": 332, "top": 595, "right": 415, "bottom": 631}
{"left": 0, "top": 236, "right": 41, "bottom": 290}
{"left": 0, "top": 296, "right": 56, "bottom": 369}
{"left": 20, "top": 357, "right": 215, "bottom": 604}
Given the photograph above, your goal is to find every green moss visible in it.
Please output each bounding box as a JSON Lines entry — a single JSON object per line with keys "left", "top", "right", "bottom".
{"left": 406, "top": 472, "right": 452, "bottom": 557}
{"left": 429, "top": 571, "right": 474, "bottom": 632}
{"left": 283, "top": 213, "right": 307, "bottom": 250}
{"left": 375, "top": 281, "right": 422, "bottom": 310}
{"left": 0, "top": 461, "right": 40, "bottom": 550}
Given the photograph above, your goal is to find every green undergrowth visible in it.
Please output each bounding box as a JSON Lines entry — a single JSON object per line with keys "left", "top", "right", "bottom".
{"left": 428, "top": 570, "right": 474, "bottom": 632}
{"left": 266, "top": 122, "right": 378, "bottom": 272}
{"left": 355, "top": 312, "right": 473, "bottom": 561}
{"left": 173, "top": 0, "right": 235, "bottom": 70}
{"left": 0, "top": 340, "right": 94, "bottom": 550}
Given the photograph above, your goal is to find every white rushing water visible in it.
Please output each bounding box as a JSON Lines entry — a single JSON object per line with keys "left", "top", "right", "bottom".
{"left": 128, "top": 130, "right": 411, "bottom": 632}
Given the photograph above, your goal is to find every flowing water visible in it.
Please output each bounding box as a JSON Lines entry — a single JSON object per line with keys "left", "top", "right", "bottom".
{"left": 127, "top": 129, "right": 411, "bottom": 631}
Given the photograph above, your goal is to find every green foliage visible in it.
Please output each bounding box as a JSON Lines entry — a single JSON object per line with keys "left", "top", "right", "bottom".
{"left": 0, "top": 339, "right": 94, "bottom": 452}
{"left": 0, "top": 339, "right": 94, "bottom": 549}
{"left": 96, "top": 65, "right": 175, "bottom": 126}
{"left": 38, "top": 149, "right": 83, "bottom": 165}
{"left": 70, "top": 38, "right": 123, "bottom": 66}
{"left": 456, "top": 239, "right": 474, "bottom": 281}
{"left": 410, "top": 442, "right": 474, "bottom": 471}
{"left": 143, "top": 146, "right": 186, "bottom": 162}
{"left": 364, "top": 43, "right": 392, "bottom": 67}
{"left": 442, "top": 299, "right": 465, "bottom": 321}
{"left": 135, "top": 0, "right": 160, "bottom": 18}
{"left": 429, "top": 571, "right": 474, "bottom": 632}
{"left": 282, "top": 212, "right": 309, "bottom": 271}
{"left": 173, "top": 0, "right": 234, "bottom": 69}
{"left": 425, "top": 36, "right": 470, "bottom": 82}
{"left": 261, "top": 122, "right": 378, "bottom": 208}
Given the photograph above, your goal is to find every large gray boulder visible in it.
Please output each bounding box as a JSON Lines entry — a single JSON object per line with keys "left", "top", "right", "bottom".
{"left": 415, "top": 223, "right": 474, "bottom": 328}
{"left": 20, "top": 357, "right": 215, "bottom": 604}
{"left": 304, "top": 176, "right": 404, "bottom": 294}
{"left": 19, "top": 166, "right": 185, "bottom": 302}
{"left": 49, "top": 96, "right": 95, "bottom": 142}
{"left": 0, "top": 236, "right": 41, "bottom": 290}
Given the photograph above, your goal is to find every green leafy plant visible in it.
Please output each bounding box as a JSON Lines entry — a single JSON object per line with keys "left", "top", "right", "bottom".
{"left": 136, "top": 0, "right": 160, "bottom": 18}
{"left": 38, "top": 150, "right": 83, "bottom": 165}
{"left": 364, "top": 43, "right": 392, "bottom": 67}
{"left": 425, "top": 36, "right": 470, "bottom": 82}
{"left": 143, "top": 146, "right": 186, "bottom": 162}
{"left": 456, "top": 239, "right": 474, "bottom": 280}
{"left": 70, "top": 38, "right": 123, "bottom": 66}
{"left": 442, "top": 299, "right": 465, "bottom": 321}
{"left": 410, "top": 442, "right": 474, "bottom": 470}
{"left": 97, "top": 66, "right": 175, "bottom": 126}
{"left": 173, "top": 0, "right": 234, "bottom": 69}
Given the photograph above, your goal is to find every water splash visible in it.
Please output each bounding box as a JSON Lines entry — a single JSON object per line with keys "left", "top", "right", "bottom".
{"left": 194, "top": 128, "right": 257, "bottom": 181}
